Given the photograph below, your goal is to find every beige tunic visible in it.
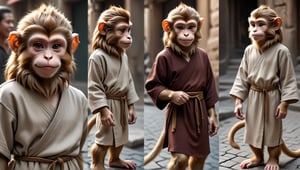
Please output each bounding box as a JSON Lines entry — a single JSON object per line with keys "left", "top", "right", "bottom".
{"left": 88, "top": 49, "right": 139, "bottom": 147}
{"left": 230, "top": 43, "right": 299, "bottom": 148}
{"left": 0, "top": 80, "right": 88, "bottom": 170}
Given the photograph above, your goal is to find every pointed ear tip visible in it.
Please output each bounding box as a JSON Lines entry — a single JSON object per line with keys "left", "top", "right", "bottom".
{"left": 8, "top": 31, "right": 18, "bottom": 39}
{"left": 275, "top": 17, "right": 282, "bottom": 22}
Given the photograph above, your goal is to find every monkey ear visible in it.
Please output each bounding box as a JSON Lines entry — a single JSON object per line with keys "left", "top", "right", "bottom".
{"left": 274, "top": 17, "right": 282, "bottom": 30}
{"left": 98, "top": 22, "right": 106, "bottom": 35}
{"left": 199, "top": 17, "right": 204, "bottom": 28}
{"left": 162, "top": 19, "right": 171, "bottom": 32}
{"left": 8, "top": 31, "right": 20, "bottom": 53}
{"left": 71, "top": 33, "right": 80, "bottom": 53}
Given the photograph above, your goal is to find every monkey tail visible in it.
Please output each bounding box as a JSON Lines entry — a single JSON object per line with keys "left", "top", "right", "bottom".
{"left": 144, "top": 128, "right": 166, "bottom": 165}
{"left": 281, "top": 139, "right": 300, "bottom": 158}
{"left": 87, "top": 114, "right": 97, "bottom": 134}
{"left": 228, "top": 120, "right": 245, "bottom": 150}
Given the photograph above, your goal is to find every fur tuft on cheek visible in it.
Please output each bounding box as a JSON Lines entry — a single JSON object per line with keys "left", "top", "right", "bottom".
{"left": 95, "top": 32, "right": 124, "bottom": 58}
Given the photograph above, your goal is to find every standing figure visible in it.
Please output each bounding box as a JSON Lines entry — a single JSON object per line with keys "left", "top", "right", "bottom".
{"left": 145, "top": 3, "right": 219, "bottom": 170}
{"left": 0, "top": 6, "right": 14, "bottom": 83}
{"left": 230, "top": 5, "right": 299, "bottom": 170}
{"left": 88, "top": 6, "right": 139, "bottom": 170}
{"left": 0, "top": 4, "right": 88, "bottom": 170}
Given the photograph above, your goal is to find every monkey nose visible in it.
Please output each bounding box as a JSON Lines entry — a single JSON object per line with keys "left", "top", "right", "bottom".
{"left": 44, "top": 55, "right": 53, "bottom": 60}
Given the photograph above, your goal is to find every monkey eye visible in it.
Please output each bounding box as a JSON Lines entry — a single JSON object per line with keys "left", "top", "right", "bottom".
{"left": 33, "top": 42, "right": 44, "bottom": 50}
{"left": 188, "top": 25, "right": 196, "bottom": 30}
{"left": 175, "top": 25, "right": 185, "bottom": 30}
{"left": 52, "top": 43, "right": 62, "bottom": 49}
{"left": 258, "top": 22, "right": 266, "bottom": 27}
{"left": 119, "top": 28, "right": 126, "bottom": 33}
{"left": 117, "top": 26, "right": 130, "bottom": 34}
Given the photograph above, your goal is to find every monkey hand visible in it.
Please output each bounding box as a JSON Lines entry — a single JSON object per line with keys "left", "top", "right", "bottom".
{"left": 128, "top": 110, "right": 137, "bottom": 125}
{"left": 169, "top": 91, "right": 189, "bottom": 105}
{"left": 234, "top": 99, "right": 244, "bottom": 120}
{"left": 100, "top": 108, "right": 115, "bottom": 127}
{"left": 209, "top": 115, "right": 218, "bottom": 137}
{"left": 275, "top": 102, "right": 288, "bottom": 119}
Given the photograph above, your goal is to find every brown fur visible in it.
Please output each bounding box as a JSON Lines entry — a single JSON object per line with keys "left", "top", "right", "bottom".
{"left": 249, "top": 5, "right": 283, "bottom": 52}
{"left": 91, "top": 6, "right": 130, "bottom": 58}
{"left": 144, "top": 127, "right": 165, "bottom": 165}
{"left": 87, "top": 114, "right": 97, "bottom": 133}
{"left": 228, "top": 120, "right": 300, "bottom": 158}
{"left": 5, "top": 4, "right": 75, "bottom": 98}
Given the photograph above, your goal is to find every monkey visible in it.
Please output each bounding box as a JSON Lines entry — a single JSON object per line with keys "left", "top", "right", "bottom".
{"left": 228, "top": 120, "right": 300, "bottom": 157}
{"left": 229, "top": 5, "right": 299, "bottom": 170}
{"left": 144, "top": 3, "right": 219, "bottom": 170}
{"left": 0, "top": 4, "right": 88, "bottom": 170}
{"left": 87, "top": 6, "right": 139, "bottom": 170}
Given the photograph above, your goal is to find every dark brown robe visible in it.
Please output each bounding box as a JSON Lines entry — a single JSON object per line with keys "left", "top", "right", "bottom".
{"left": 145, "top": 47, "right": 218, "bottom": 157}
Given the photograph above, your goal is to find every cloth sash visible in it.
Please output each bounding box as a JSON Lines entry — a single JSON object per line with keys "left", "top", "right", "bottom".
{"left": 107, "top": 95, "right": 127, "bottom": 128}
{"left": 250, "top": 84, "right": 278, "bottom": 122}
{"left": 8, "top": 155, "right": 82, "bottom": 170}
{"left": 170, "top": 91, "right": 204, "bottom": 134}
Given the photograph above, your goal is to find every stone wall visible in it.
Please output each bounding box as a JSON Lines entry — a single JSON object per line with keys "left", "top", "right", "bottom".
{"left": 261, "top": 0, "right": 299, "bottom": 62}
{"left": 206, "top": 0, "right": 219, "bottom": 80}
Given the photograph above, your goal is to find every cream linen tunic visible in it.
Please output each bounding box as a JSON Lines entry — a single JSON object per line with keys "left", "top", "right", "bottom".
{"left": 88, "top": 49, "right": 139, "bottom": 147}
{"left": 0, "top": 80, "right": 88, "bottom": 170}
{"left": 230, "top": 43, "right": 299, "bottom": 148}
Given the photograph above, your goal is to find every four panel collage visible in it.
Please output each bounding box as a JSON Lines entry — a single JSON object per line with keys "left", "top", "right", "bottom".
{"left": 0, "top": 0, "right": 300, "bottom": 170}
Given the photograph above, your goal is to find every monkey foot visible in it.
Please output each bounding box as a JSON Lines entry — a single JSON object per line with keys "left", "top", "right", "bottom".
{"left": 90, "top": 163, "right": 106, "bottom": 170}
{"left": 264, "top": 158, "right": 279, "bottom": 170}
{"left": 109, "top": 159, "right": 137, "bottom": 169}
{"left": 240, "top": 157, "right": 264, "bottom": 169}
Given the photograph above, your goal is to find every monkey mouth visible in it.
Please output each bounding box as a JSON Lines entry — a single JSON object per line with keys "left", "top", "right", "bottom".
{"left": 251, "top": 34, "right": 263, "bottom": 39}
{"left": 122, "top": 42, "right": 132, "bottom": 46}
{"left": 179, "top": 39, "right": 193, "bottom": 46}
{"left": 180, "top": 39, "right": 193, "bottom": 42}
{"left": 35, "top": 64, "right": 60, "bottom": 69}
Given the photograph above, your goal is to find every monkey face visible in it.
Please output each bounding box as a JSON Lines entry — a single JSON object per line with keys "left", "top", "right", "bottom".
{"left": 114, "top": 21, "right": 132, "bottom": 50}
{"left": 173, "top": 19, "right": 197, "bottom": 47}
{"left": 28, "top": 33, "right": 66, "bottom": 79}
{"left": 248, "top": 17, "right": 268, "bottom": 42}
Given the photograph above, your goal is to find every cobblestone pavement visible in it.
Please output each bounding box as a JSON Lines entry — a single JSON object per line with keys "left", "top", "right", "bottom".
{"left": 144, "top": 104, "right": 219, "bottom": 170}
{"left": 219, "top": 110, "right": 300, "bottom": 170}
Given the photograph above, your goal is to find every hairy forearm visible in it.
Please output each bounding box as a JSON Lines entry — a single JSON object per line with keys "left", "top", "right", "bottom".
{"left": 208, "top": 107, "right": 217, "bottom": 118}
{"left": 235, "top": 97, "right": 243, "bottom": 106}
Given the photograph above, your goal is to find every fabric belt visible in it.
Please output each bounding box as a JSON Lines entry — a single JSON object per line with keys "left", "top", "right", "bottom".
{"left": 170, "top": 91, "right": 204, "bottom": 134}
{"left": 107, "top": 95, "right": 127, "bottom": 128}
{"left": 10, "top": 155, "right": 81, "bottom": 170}
{"left": 250, "top": 84, "right": 278, "bottom": 122}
